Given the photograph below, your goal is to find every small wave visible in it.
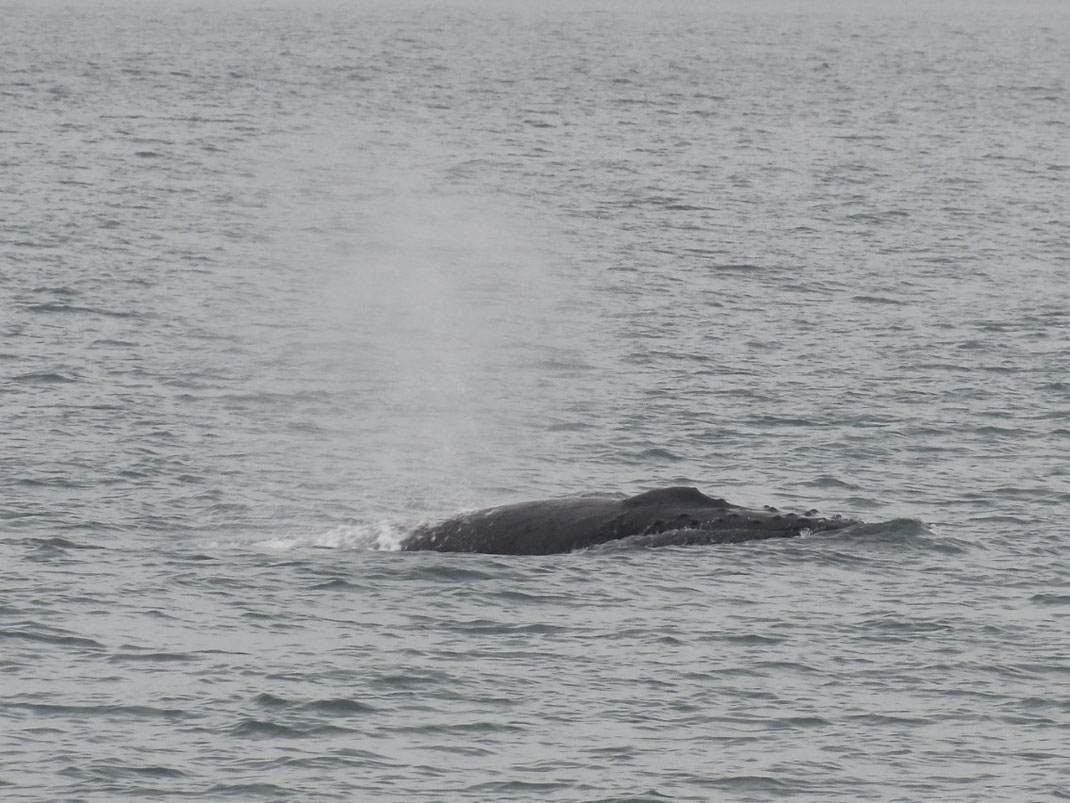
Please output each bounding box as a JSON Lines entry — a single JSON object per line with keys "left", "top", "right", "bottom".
{"left": 107, "top": 651, "right": 197, "bottom": 663}
{"left": 257, "top": 521, "right": 408, "bottom": 551}
{"left": 230, "top": 719, "right": 305, "bottom": 739}
{"left": 10, "top": 536, "right": 103, "bottom": 551}
{"left": 206, "top": 783, "right": 293, "bottom": 796}
{"left": 840, "top": 518, "right": 928, "bottom": 537}
{"left": 0, "top": 627, "right": 104, "bottom": 650}
{"left": 802, "top": 475, "right": 861, "bottom": 489}
{"left": 254, "top": 692, "right": 290, "bottom": 708}
{"left": 701, "top": 775, "right": 796, "bottom": 793}
{"left": 390, "top": 719, "right": 525, "bottom": 735}
{"left": 638, "top": 447, "right": 681, "bottom": 461}
{"left": 838, "top": 518, "right": 968, "bottom": 554}
{"left": 22, "top": 303, "right": 136, "bottom": 318}
{"left": 846, "top": 712, "right": 935, "bottom": 726}
{"left": 461, "top": 780, "right": 576, "bottom": 797}
{"left": 303, "top": 698, "right": 377, "bottom": 716}
{"left": 6, "top": 701, "right": 187, "bottom": 719}
{"left": 852, "top": 294, "right": 909, "bottom": 306}
{"left": 253, "top": 693, "right": 375, "bottom": 715}
{"left": 31, "top": 285, "right": 79, "bottom": 296}
{"left": 721, "top": 633, "right": 784, "bottom": 646}
{"left": 308, "top": 577, "right": 361, "bottom": 590}
{"left": 368, "top": 671, "right": 454, "bottom": 690}
{"left": 404, "top": 564, "right": 501, "bottom": 583}
{"left": 69, "top": 762, "right": 187, "bottom": 780}
{"left": 12, "top": 371, "right": 79, "bottom": 384}
{"left": 117, "top": 765, "right": 187, "bottom": 779}
{"left": 1031, "top": 593, "right": 1070, "bottom": 606}
{"left": 231, "top": 718, "right": 353, "bottom": 739}
{"left": 840, "top": 496, "right": 885, "bottom": 510}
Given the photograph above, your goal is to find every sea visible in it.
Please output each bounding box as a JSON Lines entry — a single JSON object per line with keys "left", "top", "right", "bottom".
{"left": 2, "top": 0, "right": 1068, "bottom": 800}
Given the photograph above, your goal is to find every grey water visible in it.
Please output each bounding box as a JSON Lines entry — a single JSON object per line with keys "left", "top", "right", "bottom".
{"left": 2, "top": 0, "right": 1068, "bottom": 799}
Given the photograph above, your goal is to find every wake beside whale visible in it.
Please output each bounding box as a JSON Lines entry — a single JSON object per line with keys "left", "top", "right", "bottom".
{"left": 400, "top": 486, "right": 858, "bottom": 555}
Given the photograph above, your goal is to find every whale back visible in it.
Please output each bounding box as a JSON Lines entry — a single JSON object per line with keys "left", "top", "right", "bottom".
{"left": 403, "top": 496, "right": 624, "bottom": 555}
{"left": 622, "top": 486, "right": 729, "bottom": 510}
{"left": 401, "top": 487, "right": 857, "bottom": 554}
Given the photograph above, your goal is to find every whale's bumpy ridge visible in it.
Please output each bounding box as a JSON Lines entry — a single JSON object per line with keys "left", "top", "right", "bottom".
{"left": 401, "top": 486, "right": 858, "bottom": 555}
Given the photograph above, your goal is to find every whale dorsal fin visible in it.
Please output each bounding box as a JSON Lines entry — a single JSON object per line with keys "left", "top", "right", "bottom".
{"left": 623, "top": 486, "right": 728, "bottom": 509}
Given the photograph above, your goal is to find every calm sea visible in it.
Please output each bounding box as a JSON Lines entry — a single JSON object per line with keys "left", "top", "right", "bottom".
{"left": 2, "top": 1, "right": 1068, "bottom": 800}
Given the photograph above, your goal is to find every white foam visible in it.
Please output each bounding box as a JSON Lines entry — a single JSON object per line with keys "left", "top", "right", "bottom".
{"left": 255, "top": 521, "right": 408, "bottom": 552}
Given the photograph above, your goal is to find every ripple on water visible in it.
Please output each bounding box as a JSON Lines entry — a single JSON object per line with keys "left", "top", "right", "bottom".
{"left": 1, "top": 3, "right": 1068, "bottom": 802}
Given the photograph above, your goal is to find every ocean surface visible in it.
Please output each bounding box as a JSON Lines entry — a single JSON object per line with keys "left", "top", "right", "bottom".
{"left": 2, "top": 0, "right": 1068, "bottom": 799}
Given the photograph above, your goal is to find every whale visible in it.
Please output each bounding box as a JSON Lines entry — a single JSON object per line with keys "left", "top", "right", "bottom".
{"left": 400, "top": 486, "right": 858, "bottom": 555}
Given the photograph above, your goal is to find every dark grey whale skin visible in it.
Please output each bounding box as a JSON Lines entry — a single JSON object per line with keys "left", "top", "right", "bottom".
{"left": 400, "top": 486, "right": 858, "bottom": 555}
